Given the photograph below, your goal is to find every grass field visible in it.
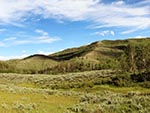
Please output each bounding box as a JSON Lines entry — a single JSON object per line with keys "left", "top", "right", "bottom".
{"left": 0, "top": 89, "right": 78, "bottom": 113}
{"left": 0, "top": 70, "right": 150, "bottom": 113}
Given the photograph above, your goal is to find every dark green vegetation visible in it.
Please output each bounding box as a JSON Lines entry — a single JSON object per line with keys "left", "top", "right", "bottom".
{"left": 0, "top": 37, "right": 150, "bottom": 113}
{"left": 1, "top": 37, "right": 150, "bottom": 74}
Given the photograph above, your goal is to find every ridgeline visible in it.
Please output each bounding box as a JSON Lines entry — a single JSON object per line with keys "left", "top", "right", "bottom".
{"left": 0, "top": 37, "right": 150, "bottom": 74}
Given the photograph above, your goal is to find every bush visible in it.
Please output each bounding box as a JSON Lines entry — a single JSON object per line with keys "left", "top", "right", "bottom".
{"left": 140, "top": 82, "right": 150, "bottom": 89}
{"left": 131, "top": 72, "right": 150, "bottom": 82}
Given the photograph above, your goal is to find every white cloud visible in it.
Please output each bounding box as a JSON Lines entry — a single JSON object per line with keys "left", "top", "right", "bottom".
{"left": 0, "top": 28, "right": 6, "bottom": 33}
{"left": 37, "top": 50, "right": 54, "bottom": 55}
{"left": 37, "top": 35, "right": 60, "bottom": 43}
{"left": 134, "top": 36, "right": 144, "bottom": 38}
{"left": 0, "top": 49, "right": 54, "bottom": 60}
{"left": 133, "top": 36, "right": 148, "bottom": 39}
{"left": 93, "top": 30, "right": 115, "bottom": 36}
{"left": 0, "top": 54, "right": 29, "bottom": 60}
{"left": 22, "top": 50, "right": 26, "bottom": 53}
{"left": 112, "top": 1, "right": 125, "bottom": 6}
{"left": 0, "top": 42, "right": 5, "bottom": 47}
{"left": 0, "top": 29, "right": 61, "bottom": 47}
{"left": 35, "top": 29, "right": 48, "bottom": 36}
{"left": 128, "top": 35, "right": 148, "bottom": 39}
{"left": 0, "top": 0, "right": 149, "bottom": 33}
{"left": 4, "top": 37, "right": 17, "bottom": 41}
{"left": 110, "top": 31, "right": 115, "bottom": 36}
{"left": 34, "top": 29, "right": 60, "bottom": 43}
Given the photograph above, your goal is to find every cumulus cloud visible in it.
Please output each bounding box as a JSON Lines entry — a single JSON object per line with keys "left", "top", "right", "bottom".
{"left": 0, "top": 0, "right": 149, "bottom": 33}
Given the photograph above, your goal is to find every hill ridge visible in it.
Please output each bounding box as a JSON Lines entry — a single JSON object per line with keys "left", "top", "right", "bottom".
{"left": 0, "top": 37, "right": 150, "bottom": 74}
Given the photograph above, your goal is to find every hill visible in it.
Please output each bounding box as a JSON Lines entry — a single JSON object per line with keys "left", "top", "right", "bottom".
{"left": 0, "top": 37, "right": 150, "bottom": 74}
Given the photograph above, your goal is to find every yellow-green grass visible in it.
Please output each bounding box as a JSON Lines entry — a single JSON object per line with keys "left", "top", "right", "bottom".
{"left": 16, "top": 82, "right": 38, "bottom": 88}
{"left": 0, "top": 89, "right": 78, "bottom": 113}
{"left": 72, "top": 85, "right": 150, "bottom": 94}
{"left": 92, "top": 85, "right": 150, "bottom": 93}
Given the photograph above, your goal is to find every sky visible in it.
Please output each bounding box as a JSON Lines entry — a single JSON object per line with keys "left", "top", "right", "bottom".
{"left": 0, "top": 0, "right": 149, "bottom": 60}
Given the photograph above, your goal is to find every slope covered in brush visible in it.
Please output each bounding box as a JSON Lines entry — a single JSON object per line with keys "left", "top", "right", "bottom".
{"left": 0, "top": 37, "right": 150, "bottom": 74}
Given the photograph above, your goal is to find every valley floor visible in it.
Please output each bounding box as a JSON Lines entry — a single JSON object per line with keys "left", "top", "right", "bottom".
{"left": 0, "top": 70, "right": 150, "bottom": 113}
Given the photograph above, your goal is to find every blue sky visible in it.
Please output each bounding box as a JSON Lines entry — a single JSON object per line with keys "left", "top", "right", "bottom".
{"left": 0, "top": 0, "right": 149, "bottom": 60}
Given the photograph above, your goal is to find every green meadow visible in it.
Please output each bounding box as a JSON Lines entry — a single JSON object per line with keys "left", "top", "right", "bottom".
{"left": 0, "top": 70, "right": 150, "bottom": 113}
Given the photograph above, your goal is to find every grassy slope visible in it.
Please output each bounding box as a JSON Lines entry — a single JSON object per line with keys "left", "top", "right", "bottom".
{"left": 50, "top": 40, "right": 125, "bottom": 60}
{"left": 4, "top": 55, "right": 58, "bottom": 73}
{"left": 0, "top": 37, "right": 150, "bottom": 73}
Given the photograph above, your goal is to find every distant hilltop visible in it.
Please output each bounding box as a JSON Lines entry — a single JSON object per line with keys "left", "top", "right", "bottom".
{"left": 0, "top": 37, "right": 150, "bottom": 74}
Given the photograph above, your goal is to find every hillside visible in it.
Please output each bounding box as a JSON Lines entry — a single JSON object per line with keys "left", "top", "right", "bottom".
{"left": 0, "top": 37, "right": 150, "bottom": 74}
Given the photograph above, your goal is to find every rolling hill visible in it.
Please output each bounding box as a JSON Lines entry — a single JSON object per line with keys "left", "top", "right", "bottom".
{"left": 0, "top": 37, "right": 150, "bottom": 74}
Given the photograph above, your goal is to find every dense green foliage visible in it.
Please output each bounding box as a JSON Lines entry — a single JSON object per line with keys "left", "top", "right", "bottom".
{"left": 120, "top": 39, "right": 150, "bottom": 73}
